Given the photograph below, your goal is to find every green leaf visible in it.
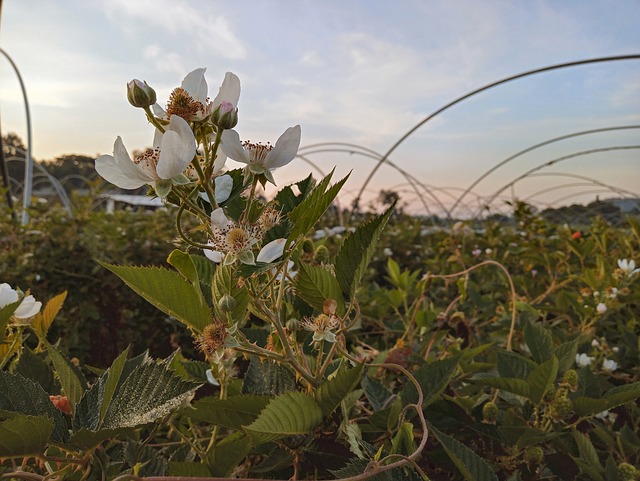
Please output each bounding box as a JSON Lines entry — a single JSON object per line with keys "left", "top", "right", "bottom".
{"left": 244, "top": 391, "right": 323, "bottom": 444}
{"left": 295, "top": 264, "right": 345, "bottom": 316}
{"left": 469, "top": 377, "right": 530, "bottom": 398}
{"left": 15, "top": 349, "right": 57, "bottom": 394}
{"left": 189, "top": 395, "right": 270, "bottom": 429}
{"left": 0, "top": 300, "right": 20, "bottom": 338}
{"left": 497, "top": 350, "right": 535, "bottom": 379}
{"left": 167, "top": 249, "right": 199, "bottom": 284}
{"left": 207, "top": 432, "right": 252, "bottom": 477}
{"left": 315, "top": 363, "right": 365, "bottom": 416}
{"left": 573, "top": 382, "right": 640, "bottom": 416}
{"left": 572, "top": 431, "right": 604, "bottom": 475}
{"left": 168, "top": 462, "right": 211, "bottom": 477}
{"left": 390, "top": 421, "right": 417, "bottom": 456}
{"left": 555, "top": 337, "right": 580, "bottom": 373}
{"left": 0, "top": 370, "right": 69, "bottom": 443}
{"left": 362, "top": 375, "right": 393, "bottom": 411}
{"left": 334, "top": 203, "right": 394, "bottom": 300}
{"left": 242, "top": 357, "right": 296, "bottom": 395}
{"left": 191, "top": 254, "right": 216, "bottom": 286}
{"left": 286, "top": 170, "right": 350, "bottom": 248}
{"left": 526, "top": 356, "right": 558, "bottom": 405}
{"left": 401, "top": 355, "right": 460, "bottom": 406}
{"left": 212, "top": 264, "right": 250, "bottom": 324}
{"left": 99, "top": 347, "right": 130, "bottom": 423}
{"left": 69, "top": 427, "right": 134, "bottom": 450}
{"left": 99, "top": 262, "right": 211, "bottom": 332}
{"left": 0, "top": 415, "right": 53, "bottom": 456}
{"left": 44, "top": 341, "right": 85, "bottom": 414}
{"left": 102, "top": 361, "right": 201, "bottom": 429}
{"left": 523, "top": 319, "right": 554, "bottom": 363}
{"left": 430, "top": 424, "right": 499, "bottom": 481}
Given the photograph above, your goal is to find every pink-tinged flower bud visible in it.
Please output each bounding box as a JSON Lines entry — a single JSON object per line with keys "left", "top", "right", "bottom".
{"left": 211, "top": 101, "right": 238, "bottom": 130}
{"left": 127, "top": 79, "right": 157, "bottom": 108}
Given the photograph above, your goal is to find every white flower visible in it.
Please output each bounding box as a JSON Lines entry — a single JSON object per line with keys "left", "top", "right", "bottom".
{"left": 575, "top": 353, "right": 594, "bottom": 367}
{"left": 0, "top": 283, "right": 41, "bottom": 319}
{"left": 591, "top": 339, "right": 600, "bottom": 348}
{"left": 485, "top": 248, "right": 493, "bottom": 255}
{"left": 608, "top": 287, "right": 618, "bottom": 299}
{"left": 95, "top": 115, "right": 196, "bottom": 193}
{"left": 617, "top": 259, "right": 640, "bottom": 278}
{"left": 472, "top": 249, "right": 481, "bottom": 257}
{"left": 302, "top": 314, "right": 340, "bottom": 343}
{"left": 602, "top": 358, "right": 618, "bottom": 372}
{"left": 383, "top": 248, "right": 393, "bottom": 257}
{"left": 221, "top": 125, "right": 301, "bottom": 182}
{"left": 205, "top": 208, "right": 285, "bottom": 265}
{"left": 596, "top": 303, "right": 607, "bottom": 314}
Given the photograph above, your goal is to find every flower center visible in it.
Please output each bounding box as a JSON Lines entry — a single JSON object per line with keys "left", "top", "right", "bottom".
{"left": 166, "top": 87, "right": 206, "bottom": 120}
{"left": 133, "top": 148, "right": 160, "bottom": 177}
{"left": 242, "top": 140, "right": 273, "bottom": 165}
{"left": 227, "top": 227, "right": 249, "bottom": 251}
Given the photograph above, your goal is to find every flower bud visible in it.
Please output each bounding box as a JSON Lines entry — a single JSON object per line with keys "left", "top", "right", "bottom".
{"left": 218, "top": 294, "right": 237, "bottom": 313}
{"left": 211, "top": 101, "right": 238, "bottom": 130}
{"left": 286, "top": 318, "right": 300, "bottom": 332}
{"left": 618, "top": 463, "right": 637, "bottom": 481}
{"left": 561, "top": 369, "right": 579, "bottom": 391}
{"left": 127, "top": 79, "right": 157, "bottom": 108}
{"left": 302, "top": 239, "right": 315, "bottom": 254}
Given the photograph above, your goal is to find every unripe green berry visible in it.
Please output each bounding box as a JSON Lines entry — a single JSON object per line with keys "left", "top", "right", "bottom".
{"left": 554, "top": 387, "right": 569, "bottom": 400}
{"left": 562, "top": 369, "right": 579, "bottom": 391}
{"left": 482, "top": 401, "right": 499, "bottom": 424}
{"left": 286, "top": 318, "right": 300, "bottom": 332}
{"left": 218, "top": 294, "right": 237, "bottom": 313}
{"left": 302, "top": 239, "right": 315, "bottom": 254}
{"left": 549, "top": 396, "right": 573, "bottom": 421}
{"left": 314, "top": 245, "right": 330, "bottom": 264}
{"left": 524, "top": 446, "right": 544, "bottom": 465}
{"left": 618, "top": 463, "right": 637, "bottom": 481}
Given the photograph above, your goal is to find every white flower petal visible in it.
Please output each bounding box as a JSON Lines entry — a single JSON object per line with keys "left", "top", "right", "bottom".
{"left": 156, "top": 116, "right": 196, "bottom": 179}
{"left": 205, "top": 369, "right": 220, "bottom": 386}
{"left": 181, "top": 68, "right": 208, "bottom": 103}
{"left": 212, "top": 72, "right": 240, "bottom": 109}
{"left": 214, "top": 175, "right": 233, "bottom": 204}
{"left": 220, "top": 129, "right": 250, "bottom": 164}
{"left": 210, "top": 208, "right": 230, "bottom": 229}
{"left": 14, "top": 295, "right": 41, "bottom": 319}
{"left": 0, "top": 283, "right": 19, "bottom": 308}
{"left": 257, "top": 238, "right": 286, "bottom": 263}
{"left": 264, "top": 125, "right": 301, "bottom": 169}
{"left": 212, "top": 150, "right": 227, "bottom": 175}
{"left": 204, "top": 248, "right": 224, "bottom": 263}
{"left": 95, "top": 141, "right": 150, "bottom": 189}
{"left": 152, "top": 103, "right": 167, "bottom": 118}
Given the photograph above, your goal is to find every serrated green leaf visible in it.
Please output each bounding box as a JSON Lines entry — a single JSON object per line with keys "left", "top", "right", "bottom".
{"left": 430, "top": 424, "right": 499, "bottom": 481}
{"left": 212, "top": 264, "right": 250, "bottom": 323}
{"left": 526, "top": 356, "right": 558, "bottom": 405}
{"left": 334, "top": 204, "right": 394, "bottom": 300}
{"left": 208, "top": 432, "right": 252, "bottom": 477}
{"left": 191, "top": 254, "right": 216, "bottom": 286}
{"left": 69, "top": 427, "right": 134, "bottom": 450}
{"left": 295, "top": 264, "right": 345, "bottom": 316}
{"left": 573, "top": 431, "right": 604, "bottom": 473}
{"left": 401, "top": 355, "right": 460, "bottom": 406}
{"left": 15, "top": 349, "right": 57, "bottom": 394}
{"left": 390, "top": 421, "right": 417, "bottom": 456}
{"left": 189, "top": 395, "right": 270, "bottom": 429}
{"left": 0, "top": 415, "right": 53, "bottom": 456}
{"left": 99, "top": 262, "right": 211, "bottom": 332}
{"left": 244, "top": 391, "right": 323, "bottom": 444}
{"left": 287, "top": 170, "right": 350, "bottom": 248}
{"left": 44, "top": 341, "right": 85, "bottom": 414}
{"left": 100, "top": 347, "right": 130, "bottom": 423}
{"left": 315, "top": 363, "right": 364, "bottom": 416}
{"left": 168, "top": 462, "right": 212, "bottom": 477}
{"left": 167, "top": 249, "right": 199, "bottom": 284}
{"left": 362, "top": 375, "right": 393, "bottom": 411}
{"left": 573, "top": 382, "right": 640, "bottom": 416}
{"left": 242, "top": 357, "right": 296, "bottom": 395}
{"left": 523, "top": 319, "right": 554, "bottom": 363}
{"left": 469, "top": 377, "right": 530, "bottom": 398}
{"left": 0, "top": 370, "right": 69, "bottom": 443}
{"left": 555, "top": 337, "right": 580, "bottom": 373}
{"left": 102, "top": 361, "right": 201, "bottom": 429}
{"left": 0, "top": 300, "right": 20, "bottom": 338}
{"left": 497, "top": 350, "right": 535, "bottom": 379}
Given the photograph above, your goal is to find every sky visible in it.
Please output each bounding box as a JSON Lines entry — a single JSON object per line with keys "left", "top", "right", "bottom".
{"left": 1, "top": 0, "right": 639, "bottom": 217}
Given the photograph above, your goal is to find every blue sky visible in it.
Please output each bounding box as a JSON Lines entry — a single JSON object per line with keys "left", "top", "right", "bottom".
{"left": 1, "top": 0, "right": 639, "bottom": 216}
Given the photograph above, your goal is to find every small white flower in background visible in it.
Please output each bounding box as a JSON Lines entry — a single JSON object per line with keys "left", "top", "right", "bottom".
{"left": 591, "top": 339, "right": 600, "bottom": 348}
{"left": 602, "top": 358, "right": 618, "bottom": 372}
{"left": 592, "top": 291, "right": 599, "bottom": 298}
{"left": 472, "top": 249, "right": 482, "bottom": 257}
{"left": 221, "top": 125, "right": 301, "bottom": 184}
{"left": 95, "top": 115, "right": 196, "bottom": 196}
{"left": 485, "top": 248, "right": 493, "bottom": 255}
{"left": 596, "top": 303, "right": 607, "bottom": 314}
{"left": 608, "top": 287, "right": 618, "bottom": 299}
{"left": 383, "top": 248, "right": 393, "bottom": 257}
{"left": 612, "top": 346, "right": 619, "bottom": 353}
{"left": 576, "top": 353, "right": 594, "bottom": 367}
{"left": 617, "top": 259, "right": 640, "bottom": 278}
{"left": 313, "top": 229, "right": 327, "bottom": 240}
{"left": 531, "top": 269, "right": 538, "bottom": 277}
{"left": 595, "top": 410, "right": 617, "bottom": 423}
{"left": 0, "top": 283, "right": 41, "bottom": 319}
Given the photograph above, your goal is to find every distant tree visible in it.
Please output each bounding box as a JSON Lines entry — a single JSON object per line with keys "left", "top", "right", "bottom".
{"left": 1, "top": 132, "right": 27, "bottom": 158}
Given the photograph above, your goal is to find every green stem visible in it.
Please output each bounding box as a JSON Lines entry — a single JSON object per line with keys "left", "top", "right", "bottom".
{"left": 142, "top": 107, "right": 165, "bottom": 133}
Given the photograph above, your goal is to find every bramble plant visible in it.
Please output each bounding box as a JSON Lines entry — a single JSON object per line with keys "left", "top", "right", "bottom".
{"left": 1, "top": 68, "right": 639, "bottom": 481}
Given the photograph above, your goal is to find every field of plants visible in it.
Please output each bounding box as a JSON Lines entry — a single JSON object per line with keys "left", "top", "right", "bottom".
{"left": 1, "top": 68, "right": 639, "bottom": 481}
